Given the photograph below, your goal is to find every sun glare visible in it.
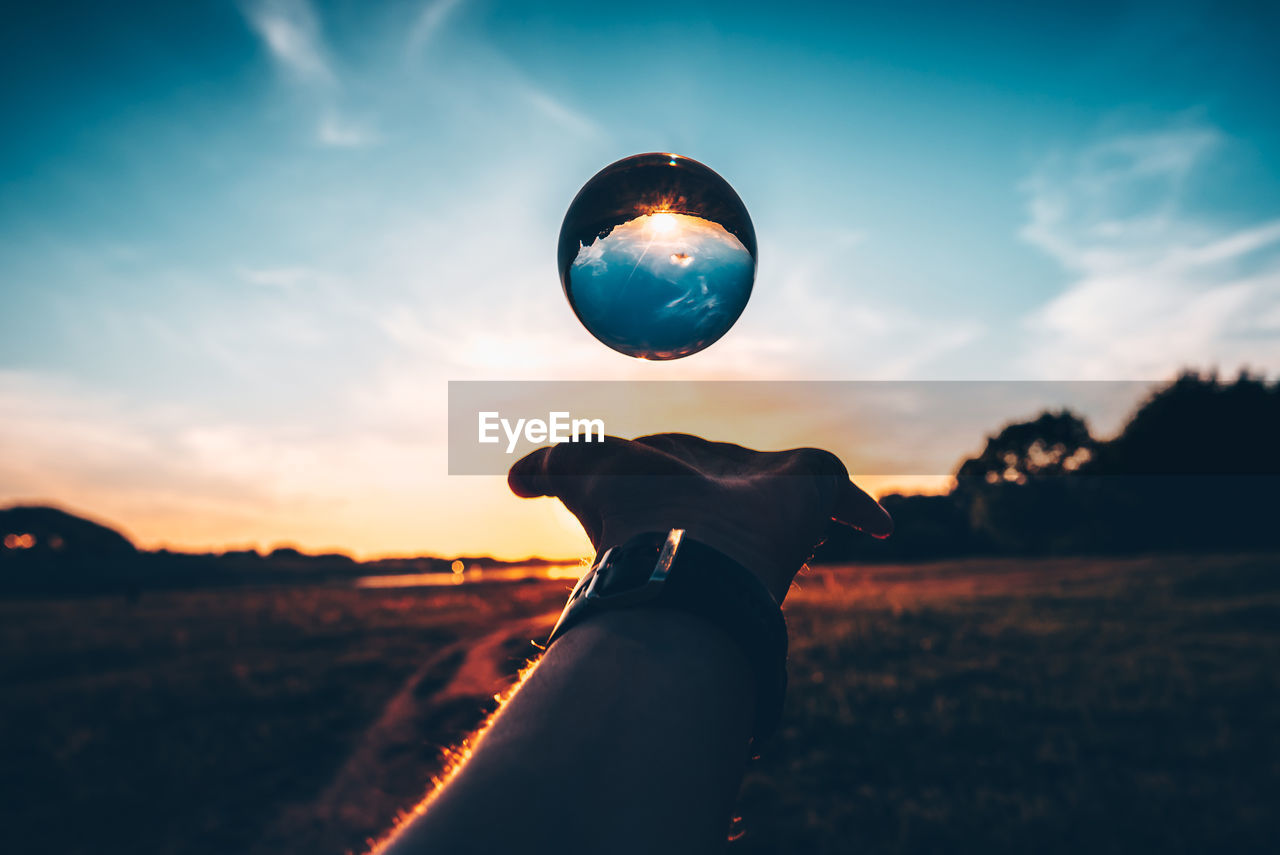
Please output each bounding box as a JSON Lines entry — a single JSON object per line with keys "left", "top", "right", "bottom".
{"left": 647, "top": 212, "right": 678, "bottom": 233}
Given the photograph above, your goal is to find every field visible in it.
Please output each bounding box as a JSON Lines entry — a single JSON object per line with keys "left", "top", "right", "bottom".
{"left": 1, "top": 553, "right": 1277, "bottom": 854}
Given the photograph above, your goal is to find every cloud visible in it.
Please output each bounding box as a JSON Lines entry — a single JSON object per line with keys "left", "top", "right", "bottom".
{"left": 242, "top": 0, "right": 594, "bottom": 147}
{"left": 518, "top": 84, "right": 603, "bottom": 140}
{"left": 243, "top": 0, "right": 334, "bottom": 84}
{"left": 730, "top": 227, "right": 982, "bottom": 380}
{"left": 0, "top": 369, "right": 519, "bottom": 558}
{"left": 242, "top": 1, "right": 382, "bottom": 147}
{"left": 237, "top": 266, "right": 320, "bottom": 290}
{"left": 407, "top": 0, "right": 465, "bottom": 54}
{"left": 1019, "top": 122, "right": 1280, "bottom": 379}
{"left": 316, "top": 110, "right": 380, "bottom": 147}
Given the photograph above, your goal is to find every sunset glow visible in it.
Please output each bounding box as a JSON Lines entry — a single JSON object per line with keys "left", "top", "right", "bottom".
{"left": 2, "top": 0, "right": 1276, "bottom": 563}
{"left": 5, "top": 6, "right": 1278, "bottom": 855}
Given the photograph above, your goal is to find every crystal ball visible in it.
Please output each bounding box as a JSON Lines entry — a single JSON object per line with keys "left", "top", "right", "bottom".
{"left": 557, "top": 153, "right": 757, "bottom": 360}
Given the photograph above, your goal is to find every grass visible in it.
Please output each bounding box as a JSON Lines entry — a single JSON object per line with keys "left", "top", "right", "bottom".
{"left": 743, "top": 554, "right": 1280, "bottom": 854}
{"left": 1, "top": 554, "right": 1276, "bottom": 854}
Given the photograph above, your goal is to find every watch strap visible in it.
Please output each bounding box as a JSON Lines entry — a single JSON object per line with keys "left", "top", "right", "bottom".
{"left": 546, "top": 530, "right": 788, "bottom": 744}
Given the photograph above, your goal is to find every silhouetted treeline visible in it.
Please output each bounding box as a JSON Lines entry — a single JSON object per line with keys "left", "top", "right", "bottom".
{"left": 816, "top": 371, "right": 1280, "bottom": 562}
{"left": 0, "top": 507, "right": 370, "bottom": 596}
{"left": 0, "top": 506, "right": 554, "bottom": 596}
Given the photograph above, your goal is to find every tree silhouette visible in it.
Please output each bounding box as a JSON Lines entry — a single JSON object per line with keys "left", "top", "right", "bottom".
{"left": 823, "top": 372, "right": 1280, "bottom": 561}
{"left": 956, "top": 410, "right": 1095, "bottom": 488}
{"left": 1081, "top": 371, "right": 1280, "bottom": 551}
{"left": 1091, "top": 370, "right": 1280, "bottom": 475}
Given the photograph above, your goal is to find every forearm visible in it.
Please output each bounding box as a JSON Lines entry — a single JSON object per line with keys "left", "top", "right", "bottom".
{"left": 377, "top": 608, "right": 756, "bottom": 855}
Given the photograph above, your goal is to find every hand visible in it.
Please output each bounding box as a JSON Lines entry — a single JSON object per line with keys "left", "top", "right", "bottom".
{"left": 508, "top": 434, "right": 892, "bottom": 602}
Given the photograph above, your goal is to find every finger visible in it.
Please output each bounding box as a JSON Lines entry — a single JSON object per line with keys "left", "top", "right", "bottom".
{"left": 833, "top": 479, "right": 894, "bottom": 538}
{"left": 507, "top": 446, "right": 554, "bottom": 498}
{"left": 507, "top": 435, "right": 641, "bottom": 499}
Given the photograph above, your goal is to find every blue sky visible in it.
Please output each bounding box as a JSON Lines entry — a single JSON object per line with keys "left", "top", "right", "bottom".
{"left": 2, "top": 0, "right": 1278, "bottom": 557}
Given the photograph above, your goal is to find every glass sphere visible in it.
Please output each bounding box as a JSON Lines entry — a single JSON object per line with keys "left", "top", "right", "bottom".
{"left": 558, "top": 153, "right": 757, "bottom": 360}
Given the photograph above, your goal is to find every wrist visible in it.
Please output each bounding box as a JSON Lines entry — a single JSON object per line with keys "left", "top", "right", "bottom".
{"left": 548, "top": 529, "right": 790, "bottom": 744}
{"left": 597, "top": 514, "right": 800, "bottom": 603}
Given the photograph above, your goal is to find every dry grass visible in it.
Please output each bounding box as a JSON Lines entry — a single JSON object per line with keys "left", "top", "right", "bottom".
{"left": 740, "top": 554, "right": 1280, "bottom": 854}
{"left": 1, "top": 554, "right": 1276, "bottom": 854}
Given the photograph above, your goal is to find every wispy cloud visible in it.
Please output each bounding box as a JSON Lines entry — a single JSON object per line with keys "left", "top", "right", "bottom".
{"left": 243, "top": 0, "right": 334, "bottom": 84}
{"left": 242, "top": 0, "right": 593, "bottom": 147}
{"left": 406, "top": 0, "right": 465, "bottom": 55}
{"left": 242, "top": 0, "right": 383, "bottom": 147}
{"left": 237, "top": 266, "right": 320, "bottom": 290}
{"left": 734, "top": 227, "right": 983, "bottom": 379}
{"left": 0, "top": 369, "right": 561, "bottom": 558}
{"left": 517, "top": 84, "right": 603, "bottom": 140}
{"left": 316, "top": 110, "right": 380, "bottom": 147}
{"left": 1019, "top": 121, "right": 1280, "bottom": 379}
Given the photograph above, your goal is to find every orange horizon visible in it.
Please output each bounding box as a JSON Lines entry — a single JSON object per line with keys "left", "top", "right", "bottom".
{"left": 3, "top": 474, "right": 954, "bottom": 563}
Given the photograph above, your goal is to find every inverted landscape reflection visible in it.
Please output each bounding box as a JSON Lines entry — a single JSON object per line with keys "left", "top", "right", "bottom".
{"left": 566, "top": 211, "right": 754, "bottom": 359}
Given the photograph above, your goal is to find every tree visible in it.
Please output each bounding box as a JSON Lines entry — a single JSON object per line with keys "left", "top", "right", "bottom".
{"left": 956, "top": 410, "right": 1095, "bottom": 489}
{"left": 1086, "top": 371, "right": 1280, "bottom": 551}
{"left": 1091, "top": 370, "right": 1280, "bottom": 475}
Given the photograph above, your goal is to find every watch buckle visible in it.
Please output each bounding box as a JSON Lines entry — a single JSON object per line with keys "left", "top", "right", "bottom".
{"left": 584, "top": 528, "right": 684, "bottom": 606}
{"left": 547, "top": 529, "right": 686, "bottom": 644}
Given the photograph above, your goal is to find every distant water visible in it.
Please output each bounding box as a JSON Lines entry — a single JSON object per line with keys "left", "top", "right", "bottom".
{"left": 355, "top": 562, "right": 584, "bottom": 589}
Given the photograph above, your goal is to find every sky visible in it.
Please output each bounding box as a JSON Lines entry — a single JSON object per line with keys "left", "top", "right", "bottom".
{"left": 2, "top": 0, "right": 1278, "bottom": 559}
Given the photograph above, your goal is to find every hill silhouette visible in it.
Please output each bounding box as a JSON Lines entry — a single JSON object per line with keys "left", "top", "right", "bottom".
{"left": 0, "top": 505, "right": 137, "bottom": 557}
{"left": 0, "top": 505, "right": 559, "bottom": 596}
{"left": 0, "top": 505, "right": 142, "bottom": 595}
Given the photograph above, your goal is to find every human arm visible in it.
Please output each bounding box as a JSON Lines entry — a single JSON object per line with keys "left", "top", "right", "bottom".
{"left": 373, "top": 434, "right": 891, "bottom": 854}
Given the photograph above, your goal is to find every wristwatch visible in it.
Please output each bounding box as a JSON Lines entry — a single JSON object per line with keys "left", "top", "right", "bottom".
{"left": 546, "top": 529, "right": 789, "bottom": 744}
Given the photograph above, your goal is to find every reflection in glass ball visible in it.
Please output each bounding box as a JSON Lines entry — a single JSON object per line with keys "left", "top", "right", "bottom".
{"left": 558, "top": 153, "right": 757, "bottom": 360}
